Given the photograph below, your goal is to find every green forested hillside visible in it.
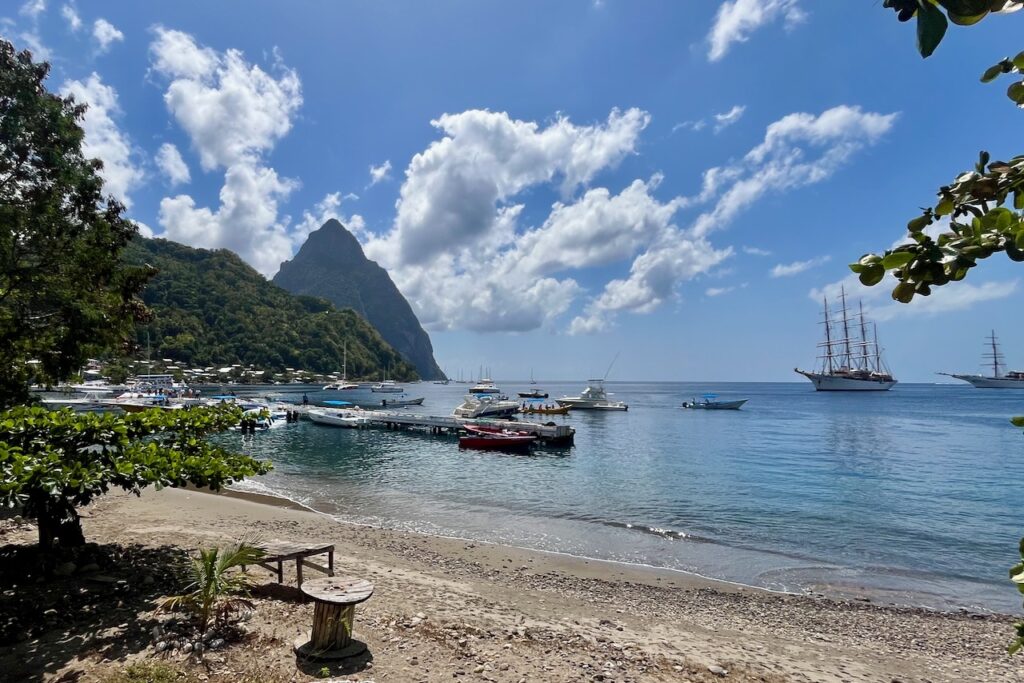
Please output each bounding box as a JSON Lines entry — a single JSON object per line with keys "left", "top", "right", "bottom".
{"left": 122, "top": 238, "right": 417, "bottom": 380}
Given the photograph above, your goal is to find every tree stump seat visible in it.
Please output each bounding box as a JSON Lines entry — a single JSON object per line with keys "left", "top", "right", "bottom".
{"left": 293, "top": 576, "right": 375, "bottom": 660}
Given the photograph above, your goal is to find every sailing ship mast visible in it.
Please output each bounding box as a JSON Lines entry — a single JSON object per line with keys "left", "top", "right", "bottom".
{"left": 983, "top": 329, "right": 1004, "bottom": 378}
{"left": 858, "top": 301, "right": 870, "bottom": 371}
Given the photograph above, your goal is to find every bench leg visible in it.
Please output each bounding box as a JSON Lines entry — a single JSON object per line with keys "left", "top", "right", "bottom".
{"left": 296, "top": 557, "right": 303, "bottom": 588}
{"left": 277, "top": 560, "right": 283, "bottom": 584}
{"left": 328, "top": 550, "right": 334, "bottom": 576}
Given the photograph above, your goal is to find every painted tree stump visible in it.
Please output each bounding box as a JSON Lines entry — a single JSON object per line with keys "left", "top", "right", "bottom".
{"left": 293, "top": 576, "right": 374, "bottom": 660}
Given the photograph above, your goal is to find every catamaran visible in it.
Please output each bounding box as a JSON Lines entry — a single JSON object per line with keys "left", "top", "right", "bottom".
{"left": 942, "top": 330, "right": 1024, "bottom": 388}
{"left": 323, "top": 344, "right": 358, "bottom": 390}
{"left": 795, "top": 286, "right": 896, "bottom": 391}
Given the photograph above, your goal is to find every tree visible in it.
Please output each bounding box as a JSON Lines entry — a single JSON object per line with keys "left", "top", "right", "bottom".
{"left": 854, "top": 2, "right": 1023, "bottom": 301}
{"left": 0, "top": 39, "right": 151, "bottom": 408}
{"left": 0, "top": 404, "right": 271, "bottom": 549}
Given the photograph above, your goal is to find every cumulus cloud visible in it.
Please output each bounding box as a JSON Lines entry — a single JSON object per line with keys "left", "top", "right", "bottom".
{"left": 568, "top": 105, "right": 896, "bottom": 332}
{"left": 92, "top": 18, "right": 123, "bottom": 53}
{"left": 368, "top": 160, "right": 392, "bottom": 186}
{"left": 708, "top": 0, "right": 806, "bottom": 62}
{"left": 149, "top": 28, "right": 304, "bottom": 277}
{"left": 60, "top": 73, "right": 144, "bottom": 208}
{"left": 771, "top": 255, "right": 830, "bottom": 277}
{"left": 293, "top": 191, "right": 366, "bottom": 245}
{"left": 149, "top": 27, "right": 301, "bottom": 170}
{"left": 155, "top": 143, "right": 191, "bottom": 186}
{"left": 61, "top": 3, "right": 80, "bottom": 31}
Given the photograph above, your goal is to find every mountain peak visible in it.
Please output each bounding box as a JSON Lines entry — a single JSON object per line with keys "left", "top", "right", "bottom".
{"left": 274, "top": 221, "right": 445, "bottom": 380}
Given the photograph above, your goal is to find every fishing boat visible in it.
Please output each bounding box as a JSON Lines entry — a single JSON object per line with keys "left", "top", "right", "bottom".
{"left": 795, "top": 286, "right": 896, "bottom": 391}
{"left": 469, "top": 378, "right": 501, "bottom": 394}
{"left": 941, "top": 330, "right": 1024, "bottom": 388}
{"left": 380, "top": 396, "right": 425, "bottom": 407}
{"left": 452, "top": 394, "right": 519, "bottom": 419}
{"left": 458, "top": 425, "right": 536, "bottom": 452}
{"left": 517, "top": 388, "right": 548, "bottom": 399}
{"left": 681, "top": 394, "right": 747, "bottom": 410}
{"left": 556, "top": 379, "right": 627, "bottom": 411}
{"left": 520, "top": 403, "right": 569, "bottom": 415}
{"left": 42, "top": 390, "right": 113, "bottom": 412}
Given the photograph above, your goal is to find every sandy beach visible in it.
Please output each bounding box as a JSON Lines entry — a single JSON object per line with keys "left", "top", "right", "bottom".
{"left": 1, "top": 486, "right": 1020, "bottom": 682}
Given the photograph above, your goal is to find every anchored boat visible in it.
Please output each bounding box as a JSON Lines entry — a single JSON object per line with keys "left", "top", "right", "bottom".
{"left": 681, "top": 394, "right": 747, "bottom": 410}
{"left": 941, "top": 330, "right": 1024, "bottom": 388}
{"left": 795, "top": 285, "right": 896, "bottom": 392}
{"left": 458, "top": 425, "right": 536, "bottom": 452}
{"left": 556, "top": 379, "right": 628, "bottom": 411}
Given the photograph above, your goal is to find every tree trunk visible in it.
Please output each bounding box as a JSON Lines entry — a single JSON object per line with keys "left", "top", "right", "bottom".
{"left": 36, "top": 498, "right": 85, "bottom": 550}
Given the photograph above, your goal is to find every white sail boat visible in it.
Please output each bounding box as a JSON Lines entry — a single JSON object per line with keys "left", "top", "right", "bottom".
{"left": 323, "top": 343, "right": 358, "bottom": 390}
{"left": 795, "top": 286, "right": 896, "bottom": 391}
{"left": 942, "top": 331, "right": 1024, "bottom": 388}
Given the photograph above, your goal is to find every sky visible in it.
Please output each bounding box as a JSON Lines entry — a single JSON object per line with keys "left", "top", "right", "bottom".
{"left": 4, "top": 0, "right": 1023, "bottom": 382}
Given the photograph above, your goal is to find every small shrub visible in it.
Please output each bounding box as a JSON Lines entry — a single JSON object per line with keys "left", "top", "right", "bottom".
{"left": 102, "top": 661, "right": 195, "bottom": 683}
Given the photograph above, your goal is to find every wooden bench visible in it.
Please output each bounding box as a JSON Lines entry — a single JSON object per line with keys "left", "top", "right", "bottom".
{"left": 243, "top": 540, "right": 335, "bottom": 586}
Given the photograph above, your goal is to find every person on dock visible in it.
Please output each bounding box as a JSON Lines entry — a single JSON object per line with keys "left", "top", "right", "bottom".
{"left": 303, "top": 393, "right": 309, "bottom": 406}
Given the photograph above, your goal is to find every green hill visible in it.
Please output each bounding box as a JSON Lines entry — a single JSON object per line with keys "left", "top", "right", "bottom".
{"left": 122, "top": 237, "right": 417, "bottom": 380}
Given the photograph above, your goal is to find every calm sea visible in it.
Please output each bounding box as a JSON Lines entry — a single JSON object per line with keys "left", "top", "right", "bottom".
{"left": 215, "top": 381, "right": 1024, "bottom": 613}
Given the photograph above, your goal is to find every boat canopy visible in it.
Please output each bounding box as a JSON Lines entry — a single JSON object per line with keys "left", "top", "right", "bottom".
{"left": 701, "top": 393, "right": 718, "bottom": 398}
{"left": 323, "top": 400, "right": 353, "bottom": 406}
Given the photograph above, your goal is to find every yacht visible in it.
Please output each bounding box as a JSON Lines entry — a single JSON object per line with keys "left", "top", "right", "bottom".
{"left": 323, "top": 344, "right": 359, "bottom": 390}
{"left": 308, "top": 407, "right": 371, "bottom": 428}
{"left": 556, "top": 380, "right": 628, "bottom": 411}
{"left": 469, "top": 378, "right": 501, "bottom": 394}
{"left": 942, "top": 330, "right": 1024, "bottom": 388}
{"left": 795, "top": 286, "right": 896, "bottom": 391}
{"left": 452, "top": 394, "right": 519, "bottom": 419}
{"left": 42, "top": 390, "right": 113, "bottom": 412}
{"left": 371, "top": 380, "right": 404, "bottom": 393}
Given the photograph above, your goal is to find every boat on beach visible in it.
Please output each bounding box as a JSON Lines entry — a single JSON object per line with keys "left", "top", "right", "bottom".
{"left": 682, "top": 394, "right": 747, "bottom": 410}
{"left": 795, "top": 286, "right": 896, "bottom": 392}
{"left": 556, "top": 380, "right": 627, "bottom": 411}
{"left": 941, "top": 330, "right": 1024, "bottom": 388}
{"left": 458, "top": 424, "right": 536, "bottom": 452}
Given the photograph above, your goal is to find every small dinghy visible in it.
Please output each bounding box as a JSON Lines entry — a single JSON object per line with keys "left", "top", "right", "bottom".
{"left": 681, "top": 394, "right": 747, "bottom": 410}
{"left": 459, "top": 424, "right": 536, "bottom": 452}
{"left": 380, "top": 396, "right": 425, "bottom": 408}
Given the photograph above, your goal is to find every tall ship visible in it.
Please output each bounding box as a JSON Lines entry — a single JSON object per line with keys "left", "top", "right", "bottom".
{"left": 795, "top": 286, "right": 896, "bottom": 392}
{"left": 943, "top": 331, "right": 1024, "bottom": 388}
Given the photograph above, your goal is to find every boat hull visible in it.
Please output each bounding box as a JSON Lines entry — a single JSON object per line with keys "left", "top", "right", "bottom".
{"left": 308, "top": 409, "right": 370, "bottom": 428}
{"left": 795, "top": 370, "right": 895, "bottom": 392}
{"left": 682, "top": 399, "right": 747, "bottom": 410}
{"left": 555, "top": 399, "right": 628, "bottom": 411}
{"left": 380, "top": 397, "right": 425, "bottom": 407}
{"left": 951, "top": 374, "right": 1024, "bottom": 389}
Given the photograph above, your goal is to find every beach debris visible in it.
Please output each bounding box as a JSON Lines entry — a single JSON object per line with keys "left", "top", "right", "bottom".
{"left": 708, "top": 663, "right": 728, "bottom": 676}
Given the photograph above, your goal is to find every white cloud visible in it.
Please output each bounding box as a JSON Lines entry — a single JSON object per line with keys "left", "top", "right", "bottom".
{"left": 708, "top": 0, "right": 806, "bottom": 62}
{"left": 155, "top": 143, "right": 191, "bottom": 186}
{"left": 60, "top": 73, "right": 144, "bottom": 208}
{"left": 92, "top": 18, "right": 123, "bottom": 53}
{"left": 19, "top": 0, "right": 45, "bottom": 19}
{"left": 569, "top": 105, "right": 896, "bottom": 332}
{"left": 742, "top": 246, "right": 771, "bottom": 256}
{"left": 293, "top": 191, "right": 366, "bottom": 245}
{"left": 706, "top": 284, "right": 745, "bottom": 297}
{"left": 16, "top": 30, "right": 50, "bottom": 61}
{"left": 159, "top": 163, "right": 297, "bottom": 277}
{"left": 149, "top": 29, "right": 305, "bottom": 277}
{"left": 771, "top": 255, "right": 830, "bottom": 277}
{"left": 133, "top": 220, "right": 154, "bottom": 238}
{"left": 368, "top": 160, "right": 392, "bottom": 186}
{"left": 149, "top": 26, "right": 302, "bottom": 170}
{"left": 61, "top": 3, "right": 80, "bottom": 31}
{"left": 810, "top": 273, "right": 1018, "bottom": 322}
{"left": 713, "top": 104, "right": 746, "bottom": 133}
{"left": 672, "top": 119, "right": 706, "bottom": 134}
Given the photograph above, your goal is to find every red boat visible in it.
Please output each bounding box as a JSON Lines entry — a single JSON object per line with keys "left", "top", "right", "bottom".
{"left": 459, "top": 424, "right": 536, "bottom": 452}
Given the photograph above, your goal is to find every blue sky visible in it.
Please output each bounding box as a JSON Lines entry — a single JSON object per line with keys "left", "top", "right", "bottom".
{"left": 4, "top": 1, "right": 1023, "bottom": 382}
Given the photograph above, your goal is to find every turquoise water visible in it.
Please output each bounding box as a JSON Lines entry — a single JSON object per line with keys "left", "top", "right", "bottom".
{"left": 215, "top": 381, "right": 1024, "bottom": 612}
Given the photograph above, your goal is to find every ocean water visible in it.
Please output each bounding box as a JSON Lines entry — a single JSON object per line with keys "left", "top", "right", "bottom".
{"left": 215, "top": 381, "right": 1024, "bottom": 613}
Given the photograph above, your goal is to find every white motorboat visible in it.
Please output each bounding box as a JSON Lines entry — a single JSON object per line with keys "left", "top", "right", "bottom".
{"left": 371, "top": 379, "right": 403, "bottom": 393}
{"left": 452, "top": 394, "right": 519, "bottom": 419}
{"left": 42, "top": 391, "right": 113, "bottom": 412}
{"left": 308, "top": 408, "right": 371, "bottom": 428}
{"left": 468, "top": 378, "right": 501, "bottom": 394}
{"left": 941, "top": 331, "right": 1024, "bottom": 388}
{"left": 556, "top": 379, "right": 628, "bottom": 411}
{"left": 795, "top": 286, "right": 896, "bottom": 392}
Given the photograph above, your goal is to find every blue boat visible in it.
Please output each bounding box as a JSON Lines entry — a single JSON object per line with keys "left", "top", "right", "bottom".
{"left": 681, "top": 393, "right": 747, "bottom": 410}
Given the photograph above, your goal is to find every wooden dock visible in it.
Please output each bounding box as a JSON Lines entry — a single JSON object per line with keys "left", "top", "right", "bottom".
{"left": 291, "top": 405, "right": 574, "bottom": 446}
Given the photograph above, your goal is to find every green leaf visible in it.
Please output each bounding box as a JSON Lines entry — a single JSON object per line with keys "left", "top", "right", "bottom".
{"left": 858, "top": 264, "right": 886, "bottom": 287}
{"left": 1011, "top": 416, "right": 1024, "bottom": 427}
{"left": 1008, "top": 80, "right": 1024, "bottom": 105}
{"left": 1014, "top": 50, "right": 1024, "bottom": 71}
{"left": 1016, "top": 229, "right": 1024, "bottom": 250}
{"left": 892, "top": 281, "right": 916, "bottom": 303}
{"left": 935, "top": 197, "right": 955, "bottom": 216}
{"left": 916, "top": 1, "right": 948, "bottom": 57}
{"left": 908, "top": 214, "right": 932, "bottom": 232}
{"left": 881, "top": 252, "right": 915, "bottom": 269}
{"left": 981, "top": 63, "right": 1005, "bottom": 82}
